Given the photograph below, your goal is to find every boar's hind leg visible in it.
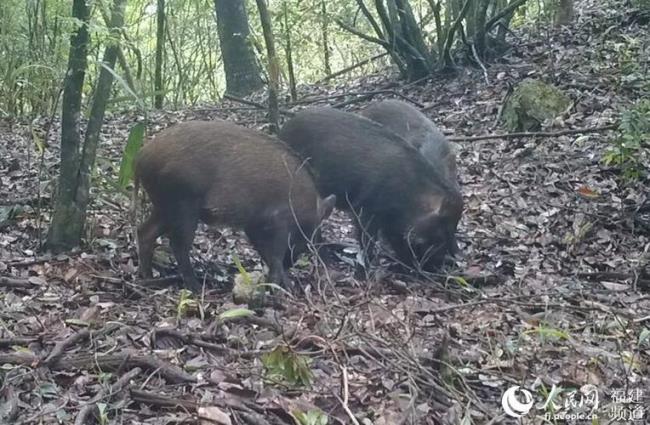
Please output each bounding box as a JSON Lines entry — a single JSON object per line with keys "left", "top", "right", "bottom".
{"left": 137, "top": 209, "right": 164, "bottom": 279}
{"left": 165, "top": 201, "right": 200, "bottom": 290}
{"left": 245, "top": 218, "right": 290, "bottom": 288}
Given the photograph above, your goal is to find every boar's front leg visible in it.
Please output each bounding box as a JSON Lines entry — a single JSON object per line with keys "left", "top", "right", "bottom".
{"left": 166, "top": 201, "right": 200, "bottom": 291}
{"left": 245, "top": 213, "right": 290, "bottom": 289}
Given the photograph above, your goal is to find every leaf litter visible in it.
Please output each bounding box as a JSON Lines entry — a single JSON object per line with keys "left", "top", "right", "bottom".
{"left": 0, "top": 1, "right": 649, "bottom": 424}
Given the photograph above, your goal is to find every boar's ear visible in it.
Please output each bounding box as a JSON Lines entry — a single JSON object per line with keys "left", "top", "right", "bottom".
{"left": 318, "top": 195, "right": 336, "bottom": 220}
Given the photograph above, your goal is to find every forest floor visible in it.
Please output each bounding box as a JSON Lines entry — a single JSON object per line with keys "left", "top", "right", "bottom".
{"left": 1, "top": 1, "right": 649, "bottom": 424}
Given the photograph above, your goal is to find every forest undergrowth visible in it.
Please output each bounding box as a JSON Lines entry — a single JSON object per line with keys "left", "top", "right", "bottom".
{"left": 0, "top": 0, "right": 648, "bottom": 423}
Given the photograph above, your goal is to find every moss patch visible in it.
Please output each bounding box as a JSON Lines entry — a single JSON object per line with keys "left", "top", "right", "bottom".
{"left": 503, "top": 79, "right": 571, "bottom": 132}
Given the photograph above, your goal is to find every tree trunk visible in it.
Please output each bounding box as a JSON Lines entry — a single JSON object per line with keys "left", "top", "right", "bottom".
{"left": 214, "top": 0, "right": 263, "bottom": 96}
{"left": 473, "top": 0, "right": 490, "bottom": 58}
{"left": 283, "top": 1, "right": 298, "bottom": 101}
{"left": 154, "top": 0, "right": 165, "bottom": 108}
{"left": 47, "top": 0, "right": 127, "bottom": 252}
{"left": 554, "top": 0, "right": 574, "bottom": 26}
{"left": 254, "top": 0, "right": 279, "bottom": 132}
{"left": 46, "top": 0, "right": 91, "bottom": 252}
{"left": 321, "top": 0, "right": 332, "bottom": 76}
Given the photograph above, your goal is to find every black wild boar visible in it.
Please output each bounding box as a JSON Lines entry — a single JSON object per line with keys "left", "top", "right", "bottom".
{"left": 134, "top": 120, "right": 336, "bottom": 290}
{"left": 360, "top": 99, "right": 459, "bottom": 190}
{"left": 278, "top": 108, "right": 463, "bottom": 272}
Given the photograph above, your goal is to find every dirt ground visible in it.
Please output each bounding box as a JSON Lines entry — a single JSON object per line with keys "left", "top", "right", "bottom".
{"left": 0, "top": 0, "right": 648, "bottom": 424}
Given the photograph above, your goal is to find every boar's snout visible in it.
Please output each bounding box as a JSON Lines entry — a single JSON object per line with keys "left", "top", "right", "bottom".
{"left": 407, "top": 210, "right": 461, "bottom": 271}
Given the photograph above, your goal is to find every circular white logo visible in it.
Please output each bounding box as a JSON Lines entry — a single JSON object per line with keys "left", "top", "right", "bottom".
{"left": 502, "top": 386, "right": 534, "bottom": 418}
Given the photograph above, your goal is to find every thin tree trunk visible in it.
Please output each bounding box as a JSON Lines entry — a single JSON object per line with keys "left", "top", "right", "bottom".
{"left": 214, "top": 0, "right": 263, "bottom": 96}
{"left": 441, "top": 0, "right": 473, "bottom": 70}
{"left": 254, "top": 0, "right": 279, "bottom": 132}
{"left": 321, "top": 0, "right": 332, "bottom": 76}
{"left": 154, "top": 0, "right": 165, "bottom": 108}
{"left": 554, "top": 0, "right": 574, "bottom": 26}
{"left": 47, "top": 0, "right": 91, "bottom": 252}
{"left": 78, "top": 0, "right": 127, "bottom": 218}
{"left": 283, "top": 1, "right": 297, "bottom": 101}
{"left": 473, "top": 0, "right": 490, "bottom": 58}
{"left": 47, "top": 0, "right": 127, "bottom": 252}
{"left": 98, "top": 2, "right": 135, "bottom": 93}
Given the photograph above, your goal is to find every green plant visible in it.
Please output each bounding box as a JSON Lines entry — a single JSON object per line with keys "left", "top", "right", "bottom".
{"left": 176, "top": 289, "right": 199, "bottom": 320}
{"left": 293, "top": 409, "right": 329, "bottom": 425}
{"left": 118, "top": 122, "right": 146, "bottom": 189}
{"left": 603, "top": 100, "right": 650, "bottom": 180}
{"left": 97, "top": 402, "right": 109, "bottom": 425}
{"left": 524, "top": 323, "right": 570, "bottom": 343}
{"left": 262, "top": 345, "right": 313, "bottom": 387}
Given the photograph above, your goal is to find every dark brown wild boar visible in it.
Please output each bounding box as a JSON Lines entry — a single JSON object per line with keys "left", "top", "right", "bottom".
{"left": 278, "top": 108, "right": 463, "bottom": 272}
{"left": 361, "top": 99, "right": 460, "bottom": 190}
{"left": 134, "top": 120, "right": 335, "bottom": 290}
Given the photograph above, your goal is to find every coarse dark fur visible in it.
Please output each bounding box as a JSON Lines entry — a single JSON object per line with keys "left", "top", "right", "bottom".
{"left": 360, "top": 99, "right": 460, "bottom": 191}
{"left": 134, "top": 120, "right": 335, "bottom": 290}
{"left": 279, "top": 107, "right": 462, "bottom": 272}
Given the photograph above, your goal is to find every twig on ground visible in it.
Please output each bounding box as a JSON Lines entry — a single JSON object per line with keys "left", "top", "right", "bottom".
{"left": 448, "top": 124, "right": 617, "bottom": 142}
{"left": 44, "top": 329, "right": 90, "bottom": 366}
{"left": 0, "top": 351, "right": 195, "bottom": 384}
{"left": 75, "top": 367, "right": 142, "bottom": 425}
{"left": 0, "top": 337, "right": 39, "bottom": 348}
{"left": 0, "top": 276, "right": 36, "bottom": 289}
{"left": 315, "top": 52, "right": 388, "bottom": 84}
{"left": 471, "top": 43, "right": 490, "bottom": 85}
{"left": 223, "top": 94, "right": 294, "bottom": 116}
{"left": 4, "top": 255, "right": 60, "bottom": 267}
{"left": 338, "top": 366, "right": 360, "bottom": 425}
{"left": 579, "top": 271, "right": 649, "bottom": 291}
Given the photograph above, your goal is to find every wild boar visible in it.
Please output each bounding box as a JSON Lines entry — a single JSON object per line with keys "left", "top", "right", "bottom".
{"left": 360, "top": 99, "right": 459, "bottom": 190}
{"left": 134, "top": 120, "right": 336, "bottom": 290}
{"left": 278, "top": 108, "right": 463, "bottom": 273}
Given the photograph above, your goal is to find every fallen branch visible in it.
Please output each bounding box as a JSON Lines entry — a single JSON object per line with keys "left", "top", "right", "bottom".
{"left": 135, "top": 275, "right": 182, "bottom": 287}
{"left": 448, "top": 124, "right": 617, "bottom": 142}
{"left": 130, "top": 389, "right": 275, "bottom": 424}
{"left": 130, "top": 388, "right": 197, "bottom": 410}
{"left": 333, "top": 89, "right": 424, "bottom": 109}
{"left": 223, "top": 94, "right": 294, "bottom": 116}
{"left": 0, "top": 197, "right": 49, "bottom": 207}
{"left": 0, "top": 276, "right": 36, "bottom": 289}
{"left": 338, "top": 366, "right": 360, "bottom": 425}
{"left": 5, "top": 255, "right": 60, "bottom": 267}
{"left": 44, "top": 329, "right": 90, "bottom": 366}
{"left": 152, "top": 328, "right": 237, "bottom": 356}
{"left": 75, "top": 367, "right": 142, "bottom": 425}
{"left": 578, "top": 271, "right": 649, "bottom": 291}
{"left": 330, "top": 83, "right": 407, "bottom": 109}
{"left": 0, "top": 337, "right": 39, "bottom": 348}
{"left": 315, "top": 52, "right": 389, "bottom": 84}
{"left": 0, "top": 351, "right": 195, "bottom": 384}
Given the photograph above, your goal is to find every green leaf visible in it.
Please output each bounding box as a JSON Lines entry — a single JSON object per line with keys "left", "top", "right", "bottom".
{"left": 219, "top": 308, "right": 255, "bottom": 320}
{"left": 232, "top": 255, "right": 251, "bottom": 284}
{"left": 639, "top": 328, "right": 650, "bottom": 347}
{"left": 118, "top": 123, "right": 145, "bottom": 189}
{"left": 65, "top": 319, "right": 91, "bottom": 327}
{"left": 293, "top": 409, "right": 329, "bottom": 425}
{"left": 262, "top": 345, "right": 313, "bottom": 387}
